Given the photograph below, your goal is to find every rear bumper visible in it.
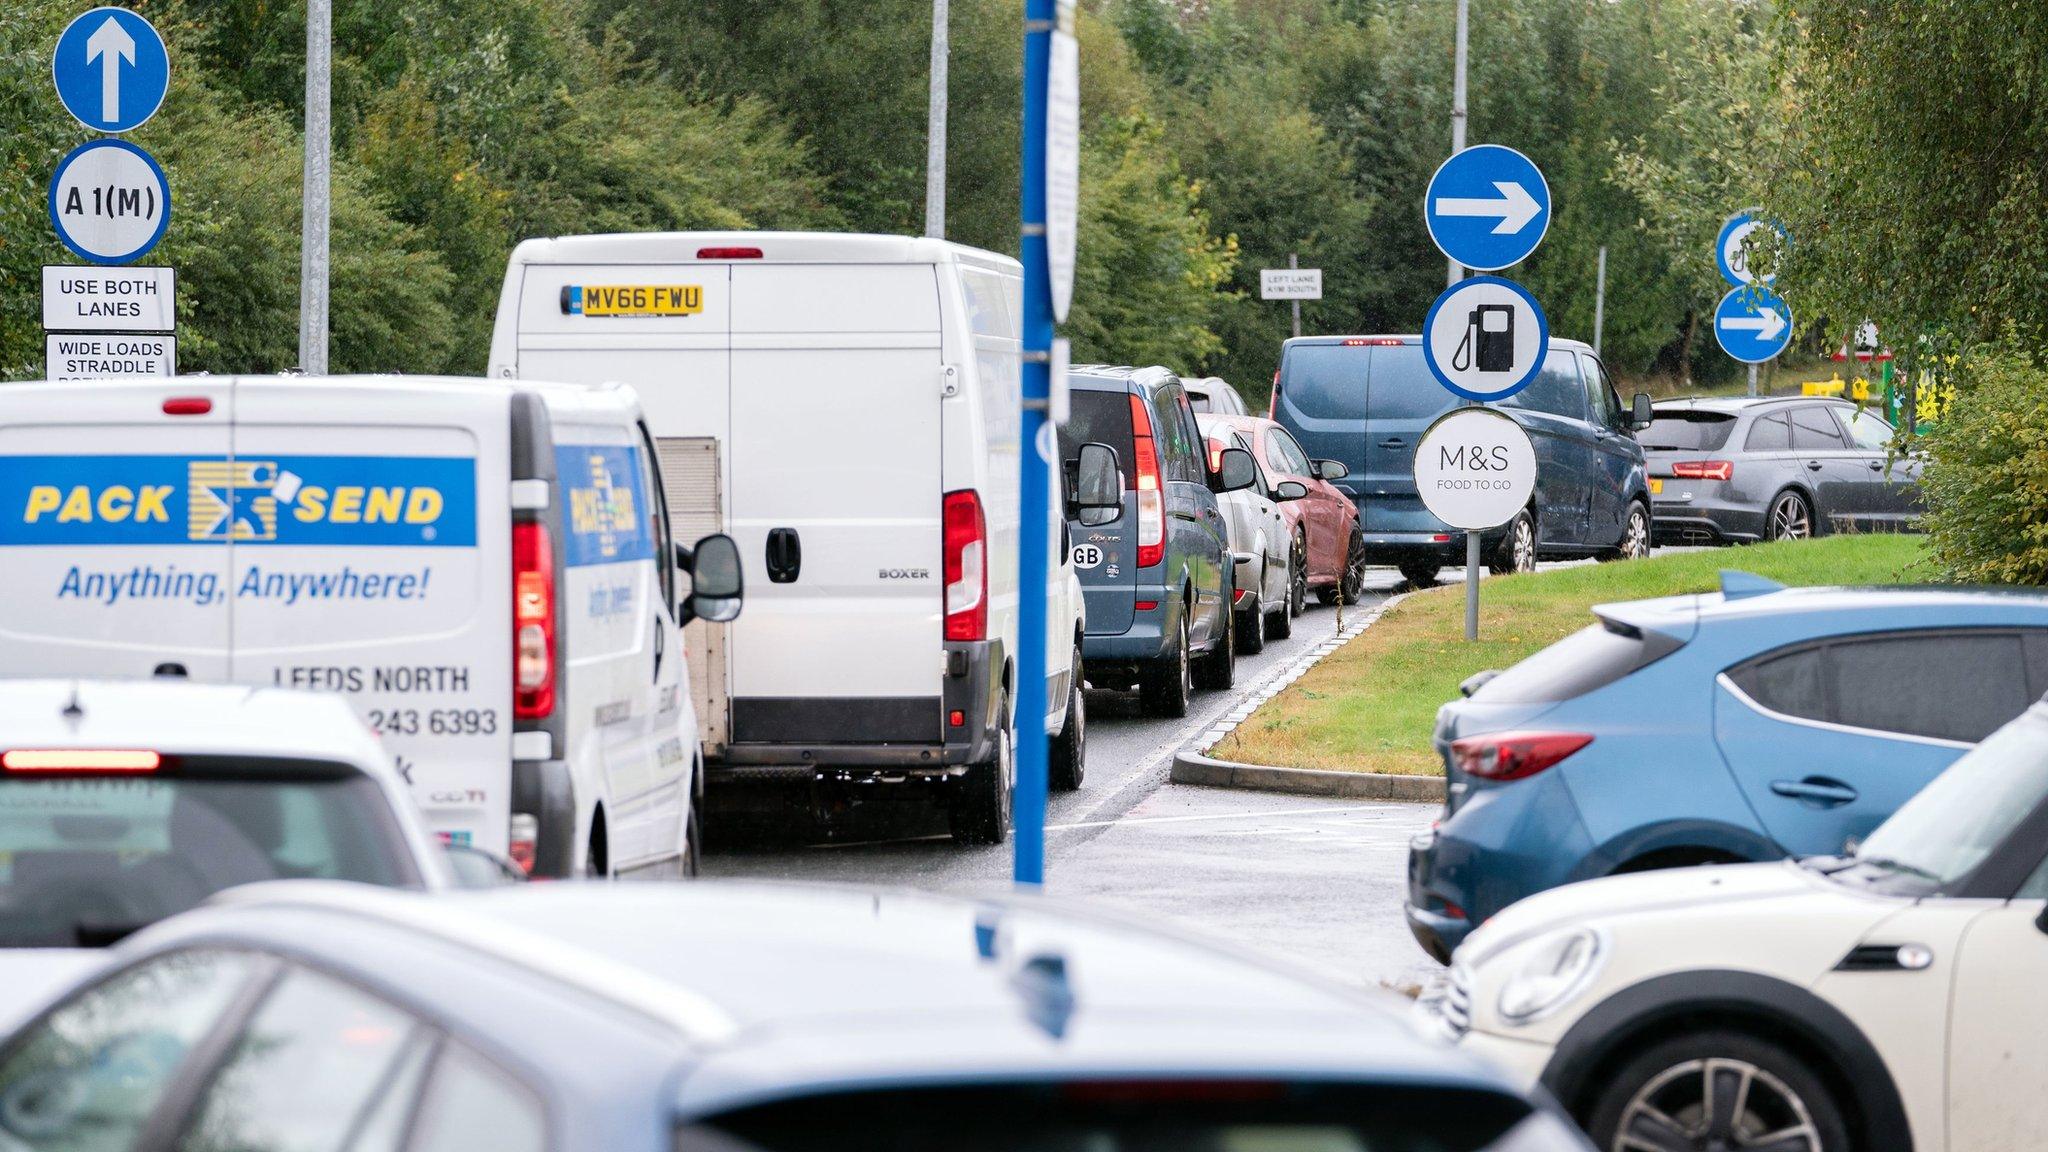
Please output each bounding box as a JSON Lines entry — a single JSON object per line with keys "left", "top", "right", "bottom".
{"left": 1405, "top": 774, "right": 1597, "bottom": 961}
{"left": 1363, "top": 530, "right": 1500, "bottom": 567}
{"left": 1081, "top": 589, "right": 1177, "bottom": 665}
{"left": 706, "top": 639, "right": 1004, "bottom": 778}
{"left": 1651, "top": 497, "right": 1763, "bottom": 545}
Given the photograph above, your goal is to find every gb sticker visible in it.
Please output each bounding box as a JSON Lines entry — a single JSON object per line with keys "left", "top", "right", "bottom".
{"left": 1070, "top": 543, "right": 1105, "bottom": 570}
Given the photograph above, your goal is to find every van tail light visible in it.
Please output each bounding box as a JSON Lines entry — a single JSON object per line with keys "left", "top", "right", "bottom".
{"left": 943, "top": 490, "right": 987, "bottom": 642}
{"left": 696, "top": 246, "right": 763, "bottom": 259}
{"left": 1269, "top": 370, "right": 1279, "bottom": 418}
{"left": 1129, "top": 394, "right": 1165, "bottom": 569}
{"left": 1672, "top": 460, "right": 1734, "bottom": 482}
{"left": 2, "top": 750, "right": 160, "bottom": 773}
{"left": 1450, "top": 731, "right": 1594, "bottom": 781}
{"left": 507, "top": 813, "right": 539, "bottom": 876}
{"left": 512, "top": 522, "right": 556, "bottom": 719}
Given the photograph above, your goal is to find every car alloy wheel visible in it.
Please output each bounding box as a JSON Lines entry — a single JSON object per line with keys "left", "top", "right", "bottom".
{"left": 1769, "top": 492, "right": 1812, "bottom": 541}
{"left": 1340, "top": 528, "right": 1369, "bottom": 603}
{"left": 1618, "top": 503, "right": 1650, "bottom": 560}
{"left": 1289, "top": 538, "right": 1308, "bottom": 616}
{"left": 1510, "top": 513, "right": 1536, "bottom": 573}
{"left": 1613, "top": 1057, "right": 1822, "bottom": 1152}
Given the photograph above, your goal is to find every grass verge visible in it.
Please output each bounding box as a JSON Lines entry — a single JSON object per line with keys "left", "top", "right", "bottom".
{"left": 1210, "top": 535, "right": 1930, "bottom": 776}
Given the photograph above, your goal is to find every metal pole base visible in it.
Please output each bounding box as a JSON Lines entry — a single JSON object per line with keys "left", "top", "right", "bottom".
{"left": 1465, "top": 530, "right": 1480, "bottom": 641}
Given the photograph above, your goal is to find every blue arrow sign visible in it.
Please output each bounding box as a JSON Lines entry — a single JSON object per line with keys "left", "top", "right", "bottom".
{"left": 52, "top": 7, "right": 169, "bottom": 134}
{"left": 1716, "top": 211, "right": 1789, "bottom": 288}
{"left": 1425, "top": 145, "right": 1551, "bottom": 272}
{"left": 1714, "top": 286, "right": 1793, "bottom": 364}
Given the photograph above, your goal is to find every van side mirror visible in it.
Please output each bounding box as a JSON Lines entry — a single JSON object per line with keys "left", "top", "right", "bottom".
{"left": 443, "top": 843, "right": 527, "bottom": 887}
{"left": 1074, "top": 442, "right": 1123, "bottom": 527}
{"left": 1314, "top": 459, "right": 1348, "bottom": 481}
{"left": 1273, "top": 480, "right": 1309, "bottom": 501}
{"left": 677, "top": 533, "right": 744, "bottom": 626}
{"left": 1211, "top": 446, "right": 1257, "bottom": 494}
{"left": 1631, "top": 393, "right": 1654, "bottom": 431}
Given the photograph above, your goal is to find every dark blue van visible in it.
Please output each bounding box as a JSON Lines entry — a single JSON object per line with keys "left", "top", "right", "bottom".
{"left": 1272, "top": 336, "right": 1654, "bottom": 583}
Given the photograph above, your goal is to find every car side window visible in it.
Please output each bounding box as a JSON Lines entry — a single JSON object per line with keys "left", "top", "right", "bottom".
{"left": 1843, "top": 408, "right": 1894, "bottom": 452}
{"left": 1580, "top": 355, "right": 1621, "bottom": 429}
{"left": 1727, "top": 645, "right": 1828, "bottom": 722}
{"left": 408, "top": 1042, "right": 546, "bottom": 1152}
{"left": 1831, "top": 633, "right": 2029, "bottom": 743}
{"left": 1267, "top": 429, "right": 1312, "bottom": 476}
{"left": 178, "top": 966, "right": 431, "bottom": 1152}
{"left": 636, "top": 425, "right": 676, "bottom": 609}
{"left": 1745, "top": 412, "right": 1792, "bottom": 451}
{"left": 1233, "top": 432, "right": 1270, "bottom": 497}
{"left": 1504, "top": 351, "right": 1587, "bottom": 420}
{"left": 0, "top": 949, "right": 261, "bottom": 1152}
{"left": 1790, "top": 406, "right": 1848, "bottom": 450}
{"left": 1176, "top": 394, "right": 1205, "bottom": 481}
{"left": 1150, "top": 387, "right": 1197, "bottom": 484}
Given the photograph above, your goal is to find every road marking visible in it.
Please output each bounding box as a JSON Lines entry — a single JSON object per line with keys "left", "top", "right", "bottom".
{"left": 1047, "top": 803, "right": 1401, "bottom": 832}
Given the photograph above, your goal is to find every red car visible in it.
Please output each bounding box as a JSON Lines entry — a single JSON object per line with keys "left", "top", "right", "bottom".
{"left": 1201, "top": 414, "right": 1366, "bottom": 610}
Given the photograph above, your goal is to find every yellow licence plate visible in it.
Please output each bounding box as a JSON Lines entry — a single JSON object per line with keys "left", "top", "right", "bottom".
{"left": 569, "top": 285, "right": 703, "bottom": 317}
{"left": 1648, "top": 478, "right": 1663, "bottom": 495}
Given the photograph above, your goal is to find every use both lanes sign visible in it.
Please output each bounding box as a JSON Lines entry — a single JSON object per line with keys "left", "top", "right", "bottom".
{"left": 42, "top": 266, "right": 174, "bottom": 332}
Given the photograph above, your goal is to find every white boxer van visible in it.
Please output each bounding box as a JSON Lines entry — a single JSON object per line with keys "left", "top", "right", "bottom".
{"left": 489, "top": 232, "right": 1104, "bottom": 842}
{"left": 0, "top": 375, "right": 743, "bottom": 879}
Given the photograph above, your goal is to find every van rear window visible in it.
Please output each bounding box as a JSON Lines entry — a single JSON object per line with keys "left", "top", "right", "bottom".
{"left": 1059, "top": 388, "right": 1136, "bottom": 488}
{"left": 1641, "top": 413, "right": 1736, "bottom": 451}
{"left": 1277, "top": 345, "right": 1365, "bottom": 420}
{"left": 0, "top": 766, "right": 410, "bottom": 947}
{"left": 1366, "top": 345, "right": 1458, "bottom": 420}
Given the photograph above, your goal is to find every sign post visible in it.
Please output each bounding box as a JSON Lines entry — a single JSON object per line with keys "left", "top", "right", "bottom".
{"left": 1259, "top": 259, "right": 1322, "bottom": 340}
{"left": 1414, "top": 408, "right": 1537, "bottom": 640}
{"left": 1715, "top": 211, "right": 1792, "bottom": 395}
{"left": 44, "top": 9, "right": 174, "bottom": 379}
{"left": 1015, "top": 0, "right": 1076, "bottom": 889}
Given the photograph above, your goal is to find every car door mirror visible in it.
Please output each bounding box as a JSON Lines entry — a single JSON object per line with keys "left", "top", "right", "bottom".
{"left": 1631, "top": 392, "right": 1654, "bottom": 431}
{"left": 1075, "top": 441, "right": 1123, "bottom": 527}
{"left": 678, "top": 533, "right": 744, "bottom": 626}
{"left": 1314, "top": 459, "right": 1349, "bottom": 481}
{"left": 1211, "top": 446, "right": 1258, "bottom": 494}
{"left": 1273, "top": 480, "right": 1309, "bottom": 501}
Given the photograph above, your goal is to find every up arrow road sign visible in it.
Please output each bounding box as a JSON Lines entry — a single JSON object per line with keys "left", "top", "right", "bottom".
{"left": 53, "top": 8, "right": 169, "bottom": 134}
{"left": 1425, "top": 144, "right": 1551, "bottom": 271}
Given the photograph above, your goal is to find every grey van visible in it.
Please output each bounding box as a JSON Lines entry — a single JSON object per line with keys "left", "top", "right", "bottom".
{"left": 1272, "top": 336, "right": 1654, "bottom": 584}
{"left": 1060, "top": 365, "right": 1258, "bottom": 718}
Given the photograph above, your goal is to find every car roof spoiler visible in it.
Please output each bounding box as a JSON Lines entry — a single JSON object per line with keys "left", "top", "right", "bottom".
{"left": 1720, "top": 570, "right": 1787, "bottom": 601}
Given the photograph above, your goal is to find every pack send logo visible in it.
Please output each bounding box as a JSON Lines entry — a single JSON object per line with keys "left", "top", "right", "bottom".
{"left": 0, "top": 455, "right": 477, "bottom": 547}
{"left": 557, "top": 444, "right": 653, "bottom": 567}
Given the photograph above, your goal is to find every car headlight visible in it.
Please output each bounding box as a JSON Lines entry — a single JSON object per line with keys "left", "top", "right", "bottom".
{"left": 1496, "top": 927, "right": 1605, "bottom": 1026}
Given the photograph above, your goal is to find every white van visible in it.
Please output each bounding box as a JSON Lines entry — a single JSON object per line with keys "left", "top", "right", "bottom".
{"left": 0, "top": 375, "right": 743, "bottom": 879}
{"left": 489, "top": 232, "right": 1099, "bottom": 842}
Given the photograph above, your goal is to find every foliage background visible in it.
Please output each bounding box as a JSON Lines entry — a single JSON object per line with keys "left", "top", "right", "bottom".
{"left": 2, "top": 0, "right": 1799, "bottom": 397}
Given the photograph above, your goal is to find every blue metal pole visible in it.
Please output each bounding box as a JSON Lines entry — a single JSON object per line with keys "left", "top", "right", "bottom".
{"left": 1014, "top": 0, "right": 1053, "bottom": 888}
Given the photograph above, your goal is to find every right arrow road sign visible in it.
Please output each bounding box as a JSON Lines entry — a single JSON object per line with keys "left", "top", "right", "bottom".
{"left": 1714, "top": 286, "right": 1794, "bottom": 364}
{"left": 1425, "top": 144, "right": 1552, "bottom": 271}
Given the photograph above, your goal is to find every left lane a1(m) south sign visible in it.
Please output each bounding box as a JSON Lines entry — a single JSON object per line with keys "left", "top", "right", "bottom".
{"left": 1423, "top": 275, "right": 1550, "bottom": 402}
{"left": 52, "top": 7, "right": 170, "bottom": 134}
{"left": 1425, "top": 144, "right": 1551, "bottom": 272}
{"left": 48, "top": 139, "right": 172, "bottom": 265}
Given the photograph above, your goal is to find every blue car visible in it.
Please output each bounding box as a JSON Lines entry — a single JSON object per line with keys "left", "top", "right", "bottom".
{"left": 1406, "top": 574, "right": 2048, "bottom": 962}
{"left": 0, "top": 881, "right": 1592, "bottom": 1152}
{"left": 1274, "top": 335, "right": 1654, "bottom": 585}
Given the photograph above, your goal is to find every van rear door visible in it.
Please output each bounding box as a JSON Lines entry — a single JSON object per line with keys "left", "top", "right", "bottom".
{"left": 726, "top": 263, "right": 944, "bottom": 744}
{"left": 1357, "top": 344, "right": 1455, "bottom": 535}
{"left": 226, "top": 379, "right": 513, "bottom": 853}
{"left": 1057, "top": 383, "right": 1138, "bottom": 637}
{"left": 0, "top": 379, "right": 235, "bottom": 679}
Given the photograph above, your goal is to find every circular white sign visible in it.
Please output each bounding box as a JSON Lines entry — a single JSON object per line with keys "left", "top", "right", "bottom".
{"left": 1422, "top": 276, "right": 1550, "bottom": 402}
{"left": 1413, "top": 407, "right": 1537, "bottom": 531}
{"left": 48, "top": 139, "right": 171, "bottom": 264}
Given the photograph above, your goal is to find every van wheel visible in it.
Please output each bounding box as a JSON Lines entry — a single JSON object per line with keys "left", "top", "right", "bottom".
{"left": 950, "top": 710, "right": 1013, "bottom": 845}
{"left": 1139, "top": 614, "right": 1192, "bottom": 718}
{"left": 1050, "top": 645, "right": 1086, "bottom": 791}
{"left": 1600, "top": 500, "right": 1652, "bottom": 562}
{"left": 680, "top": 808, "right": 700, "bottom": 879}
{"left": 1583, "top": 1030, "right": 1848, "bottom": 1152}
{"left": 1399, "top": 561, "right": 1439, "bottom": 588}
{"left": 1194, "top": 594, "right": 1236, "bottom": 690}
{"left": 1236, "top": 568, "right": 1267, "bottom": 655}
{"left": 1489, "top": 510, "right": 1537, "bottom": 575}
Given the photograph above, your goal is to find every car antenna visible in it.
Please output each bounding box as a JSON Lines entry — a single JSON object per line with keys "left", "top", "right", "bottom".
{"left": 61, "top": 682, "right": 84, "bottom": 726}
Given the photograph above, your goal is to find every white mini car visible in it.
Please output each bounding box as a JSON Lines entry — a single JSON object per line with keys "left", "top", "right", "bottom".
{"left": 1433, "top": 696, "right": 2048, "bottom": 1152}
{"left": 0, "top": 679, "right": 453, "bottom": 1027}
{"left": 1197, "top": 414, "right": 1298, "bottom": 654}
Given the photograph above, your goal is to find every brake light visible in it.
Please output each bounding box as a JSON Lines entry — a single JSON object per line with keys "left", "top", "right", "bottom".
{"left": 696, "top": 246, "right": 763, "bottom": 259}
{"left": 507, "top": 813, "right": 539, "bottom": 875}
{"left": 1672, "top": 460, "right": 1734, "bottom": 481}
{"left": 943, "top": 490, "right": 987, "bottom": 642}
{"left": 1341, "top": 337, "right": 1405, "bottom": 346}
{"left": 1233, "top": 588, "right": 1249, "bottom": 604}
{"left": 1206, "top": 436, "right": 1229, "bottom": 474}
{"left": 512, "top": 522, "right": 556, "bottom": 719}
{"left": 1450, "top": 731, "right": 1594, "bottom": 781}
{"left": 2, "top": 750, "right": 159, "bottom": 772}
{"left": 162, "top": 397, "right": 212, "bottom": 416}
{"left": 1129, "top": 394, "right": 1165, "bottom": 568}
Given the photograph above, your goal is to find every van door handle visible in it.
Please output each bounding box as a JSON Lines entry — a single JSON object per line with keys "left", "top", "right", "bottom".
{"left": 1379, "top": 438, "right": 1406, "bottom": 448}
{"left": 652, "top": 616, "right": 666, "bottom": 677}
{"left": 765, "top": 528, "right": 801, "bottom": 583}
{"left": 1806, "top": 461, "right": 1824, "bottom": 471}
{"left": 1770, "top": 778, "right": 1859, "bottom": 807}
{"left": 1867, "top": 461, "right": 1884, "bottom": 471}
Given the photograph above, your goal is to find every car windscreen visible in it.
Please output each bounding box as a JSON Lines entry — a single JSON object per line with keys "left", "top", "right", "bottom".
{"left": 1469, "top": 621, "right": 1677, "bottom": 704}
{"left": 1640, "top": 412, "right": 1737, "bottom": 451}
{"left": 1060, "top": 386, "right": 1137, "bottom": 488}
{"left": 1852, "top": 706, "right": 2048, "bottom": 889}
{"left": 694, "top": 1082, "right": 1582, "bottom": 1152}
{"left": 0, "top": 762, "right": 413, "bottom": 947}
